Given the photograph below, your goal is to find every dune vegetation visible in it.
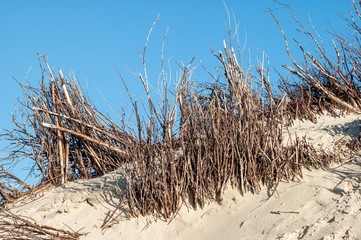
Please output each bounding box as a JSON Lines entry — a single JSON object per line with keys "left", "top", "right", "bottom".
{"left": 1, "top": 2, "right": 361, "bottom": 239}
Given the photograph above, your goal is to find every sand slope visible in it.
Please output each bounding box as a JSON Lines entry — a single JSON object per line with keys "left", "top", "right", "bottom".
{"left": 7, "top": 114, "right": 361, "bottom": 239}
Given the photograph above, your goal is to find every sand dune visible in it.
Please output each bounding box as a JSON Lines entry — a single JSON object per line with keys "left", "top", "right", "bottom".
{"left": 7, "top": 114, "right": 361, "bottom": 239}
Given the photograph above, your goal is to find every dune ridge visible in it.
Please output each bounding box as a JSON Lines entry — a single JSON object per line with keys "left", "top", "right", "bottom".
{"left": 5, "top": 113, "right": 361, "bottom": 240}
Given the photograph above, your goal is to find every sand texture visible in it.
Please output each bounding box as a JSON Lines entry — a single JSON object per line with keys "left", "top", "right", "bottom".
{"left": 7, "top": 114, "right": 361, "bottom": 239}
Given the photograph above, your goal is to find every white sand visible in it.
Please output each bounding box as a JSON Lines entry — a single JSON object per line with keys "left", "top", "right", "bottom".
{"left": 7, "top": 114, "right": 361, "bottom": 239}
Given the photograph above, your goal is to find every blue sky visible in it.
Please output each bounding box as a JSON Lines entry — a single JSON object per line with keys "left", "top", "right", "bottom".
{"left": 0, "top": 0, "right": 353, "bottom": 181}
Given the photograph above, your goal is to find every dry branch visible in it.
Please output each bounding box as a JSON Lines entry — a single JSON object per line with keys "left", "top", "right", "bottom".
{"left": 0, "top": 209, "right": 82, "bottom": 239}
{"left": 1, "top": 6, "right": 354, "bottom": 234}
{"left": 271, "top": 2, "right": 361, "bottom": 119}
{"left": 41, "top": 122, "right": 128, "bottom": 156}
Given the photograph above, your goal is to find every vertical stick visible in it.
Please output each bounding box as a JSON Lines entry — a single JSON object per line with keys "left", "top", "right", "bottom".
{"left": 51, "top": 83, "right": 65, "bottom": 184}
{"left": 59, "top": 69, "right": 72, "bottom": 181}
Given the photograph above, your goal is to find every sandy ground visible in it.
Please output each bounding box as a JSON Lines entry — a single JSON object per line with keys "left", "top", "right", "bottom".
{"left": 7, "top": 113, "right": 361, "bottom": 240}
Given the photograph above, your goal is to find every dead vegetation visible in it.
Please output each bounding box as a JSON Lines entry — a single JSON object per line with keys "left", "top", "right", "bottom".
{"left": 0, "top": 54, "right": 134, "bottom": 205}
{"left": 272, "top": 1, "right": 361, "bottom": 121}
{"left": 105, "top": 40, "right": 337, "bottom": 225}
{"left": 0, "top": 1, "right": 361, "bottom": 238}
{"left": 0, "top": 209, "right": 82, "bottom": 240}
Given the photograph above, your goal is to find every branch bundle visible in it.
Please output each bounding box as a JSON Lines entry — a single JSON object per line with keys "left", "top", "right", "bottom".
{"left": 104, "top": 41, "right": 338, "bottom": 225}
{"left": 1, "top": 55, "right": 134, "bottom": 205}
{"left": 2, "top": 5, "right": 357, "bottom": 231}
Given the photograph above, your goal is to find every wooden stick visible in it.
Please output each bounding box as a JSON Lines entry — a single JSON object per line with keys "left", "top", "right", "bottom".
{"left": 0, "top": 186, "right": 11, "bottom": 203}
{"left": 41, "top": 122, "right": 128, "bottom": 156}
{"left": 34, "top": 107, "right": 133, "bottom": 144}
{"left": 283, "top": 65, "right": 361, "bottom": 113}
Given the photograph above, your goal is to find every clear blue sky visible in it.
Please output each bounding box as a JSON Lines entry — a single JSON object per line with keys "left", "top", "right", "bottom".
{"left": 0, "top": 0, "right": 352, "bottom": 182}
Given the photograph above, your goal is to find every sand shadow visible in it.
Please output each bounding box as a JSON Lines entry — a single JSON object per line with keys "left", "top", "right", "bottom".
{"left": 321, "top": 119, "right": 361, "bottom": 139}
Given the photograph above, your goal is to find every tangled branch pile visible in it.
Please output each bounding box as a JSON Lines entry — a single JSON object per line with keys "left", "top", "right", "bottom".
{"left": 1, "top": 0, "right": 361, "bottom": 237}
{"left": 0, "top": 55, "right": 135, "bottom": 205}
{"left": 273, "top": 1, "right": 361, "bottom": 121}
{"left": 110, "top": 41, "right": 337, "bottom": 223}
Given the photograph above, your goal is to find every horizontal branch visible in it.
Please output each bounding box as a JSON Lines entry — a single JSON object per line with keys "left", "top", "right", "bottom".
{"left": 34, "top": 107, "right": 134, "bottom": 144}
{"left": 0, "top": 166, "right": 32, "bottom": 190}
{"left": 41, "top": 122, "right": 128, "bottom": 157}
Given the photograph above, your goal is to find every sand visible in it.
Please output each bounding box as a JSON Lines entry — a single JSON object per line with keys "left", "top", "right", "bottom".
{"left": 6, "top": 113, "right": 361, "bottom": 239}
